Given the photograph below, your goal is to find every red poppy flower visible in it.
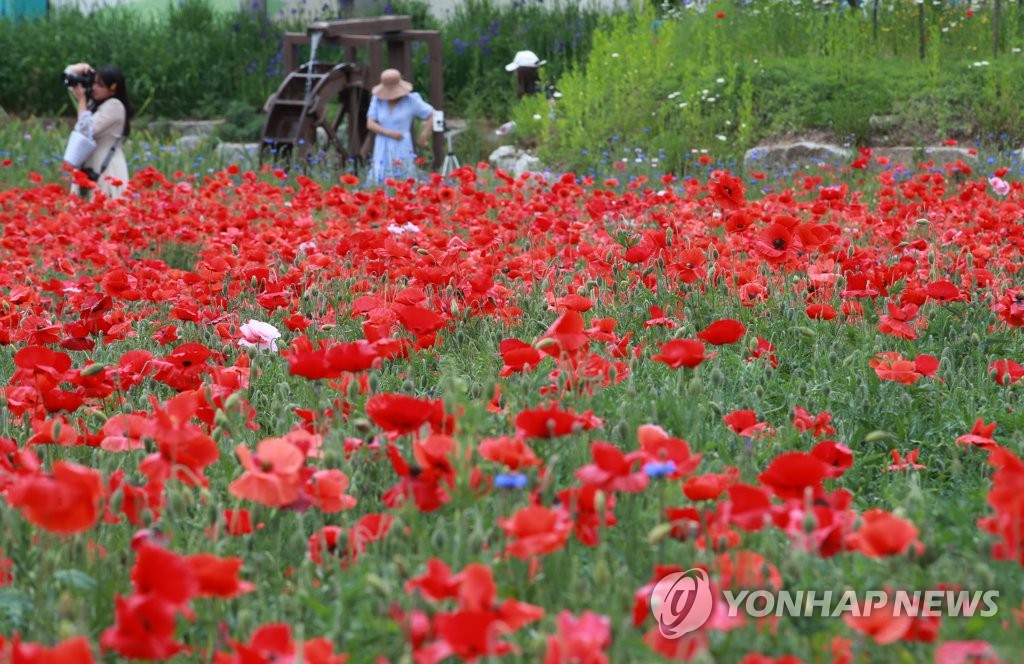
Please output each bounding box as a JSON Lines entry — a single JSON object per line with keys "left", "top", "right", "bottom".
{"left": 187, "top": 553, "right": 254, "bottom": 598}
{"left": 6, "top": 461, "right": 104, "bottom": 535}
{"left": 757, "top": 452, "right": 830, "bottom": 500}
{"left": 869, "top": 352, "right": 922, "bottom": 384}
{"left": 955, "top": 418, "right": 997, "bottom": 449}
{"left": 100, "top": 594, "right": 185, "bottom": 660}
{"left": 810, "top": 439, "right": 854, "bottom": 478}
{"left": 8, "top": 635, "right": 96, "bottom": 664}
{"left": 537, "top": 310, "right": 589, "bottom": 358}
{"left": 652, "top": 339, "right": 716, "bottom": 369}
{"left": 989, "top": 359, "right": 1024, "bottom": 385}
{"left": 498, "top": 338, "right": 543, "bottom": 377}
{"left": 543, "top": 610, "right": 612, "bottom": 664}
{"left": 499, "top": 505, "right": 572, "bottom": 558}
{"left": 514, "top": 404, "right": 603, "bottom": 440}
{"left": 710, "top": 171, "right": 745, "bottom": 209}
{"left": 723, "top": 409, "right": 772, "bottom": 438}
{"left": 696, "top": 318, "right": 746, "bottom": 345}
{"left": 365, "top": 393, "right": 451, "bottom": 436}
{"left": 637, "top": 424, "right": 702, "bottom": 479}
{"left": 575, "top": 442, "right": 649, "bottom": 493}
{"left": 478, "top": 435, "right": 541, "bottom": 470}
{"left": 805, "top": 303, "right": 837, "bottom": 320}
{"left": 847, "top": 509, "right": 923, "bottom": 558}
{"left": 556, "top": 485, "right": 617, "bottom": 546}
{"left": 229, "top": 438, "right": 305, "bottom": 507}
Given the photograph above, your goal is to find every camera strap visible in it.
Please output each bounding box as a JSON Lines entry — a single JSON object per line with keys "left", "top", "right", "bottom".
{"left": 96, "top": 137, "right": 122, "bottom": 178}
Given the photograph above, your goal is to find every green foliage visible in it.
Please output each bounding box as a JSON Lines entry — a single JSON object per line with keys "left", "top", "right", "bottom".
{"left": 0, "top": 0, "right": 284, "bottom": 118}
{"left": 215, "top": 99, "right": 266, "bottom": 143}
{"left": 430, "top": 0, "right": 610, "bottom": 120}
{"left": 530, "top": 1, "right": 1024, "bottom": 174}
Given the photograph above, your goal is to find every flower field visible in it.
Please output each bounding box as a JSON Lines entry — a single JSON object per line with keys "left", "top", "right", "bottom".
{"left": 0, "top": 155, "right": 1023, "bottom": 663}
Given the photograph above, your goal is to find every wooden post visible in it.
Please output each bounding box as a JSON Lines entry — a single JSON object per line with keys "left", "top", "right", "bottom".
{"left": 427, "top": 34, "right": 444, "bottom": 170}
{"left": 872, "top": 0, "right": 878, "bottom": 45}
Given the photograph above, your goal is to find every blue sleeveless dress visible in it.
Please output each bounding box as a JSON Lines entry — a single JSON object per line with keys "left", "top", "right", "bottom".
{"left": 367, "top": 92, "right": 434, "bottom": 185}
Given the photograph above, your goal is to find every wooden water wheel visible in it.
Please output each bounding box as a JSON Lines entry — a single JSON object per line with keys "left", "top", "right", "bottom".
{"left": 260, "top": 62, "right": 371, "bottom": 173}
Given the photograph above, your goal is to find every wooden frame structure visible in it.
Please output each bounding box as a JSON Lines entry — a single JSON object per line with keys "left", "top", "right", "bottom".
{"left": 262, "top": 16, "right": 444, "bottom": 172}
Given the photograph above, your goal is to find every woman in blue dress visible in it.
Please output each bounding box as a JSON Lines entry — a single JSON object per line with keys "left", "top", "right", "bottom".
{"left": 366, "top": 69, "right": 435, "bottom": 186}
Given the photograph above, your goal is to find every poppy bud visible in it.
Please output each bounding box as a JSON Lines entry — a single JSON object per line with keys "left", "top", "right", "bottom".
{"left": 58, "top": 592, "right": 76, "bottom": 620}
{"left": 802, "top": 512, "right": 817, "bottom": 534}
{"left": 613, "top": 421, "right": 628, "bottom": 442}
{"left": 368, "top": 374, "right": 379, "bottom": 393}
{"left": 393, "top": 555, "right": 408, "bottom": 578}
{"left": 170, "top": 487, "right": 193, "bottom": 515}
{"left": 827, "top": 350, "right": 838, "bottom": 366}
{"left": 52, "top": 419, "right": 62, "bottom": 441}
{"left": 431, "top": 527, "right": 447, "bottom": 550}
{"left": 593, "top": 558, "right": 611, "bottom": 586}
{"left": 401, "top": 380, "right": 415, "bottom": 394}
{"left": 708, "top": 401, "right": 723, "bottom": 417}
{"left": 80, "top": 362, "right": 106, "bottom": 377}
{"left": 108, "top": 488, "right": 124, "bottom": 515}
{"left": 232, "top": 244, "right": 239, "bottom": 254}
{"left": 710, "top": 368, "right": 725, "bottom": 387}
{"left": 647, "top": 522, "right": 673, "bottom": 545}
{"left": 450, "top": 300, "right": 460, "bottom": 318}
{"left": 214, "top": 409, "right": 231, "bottom": 428}
{"left": 365, "top": 573, "right": 389, "bottom": 595}
{"left": 753, "top": 385, "right": 765, "bottom": 399}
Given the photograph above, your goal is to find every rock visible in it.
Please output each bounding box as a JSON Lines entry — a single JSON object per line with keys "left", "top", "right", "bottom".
{"left": 870, "top": 146, "right": 977, "bottom": 168}
{"left": 175, "top": 135, "right": 205, "bottom": 153}
{"left": 217, "top": 142, "right": 260, "bottom": 166}
{"left": 744, "top": 141, "right": 853, "bottom": 173}
{"left": 869, "top": 114, "right": 900, "bottom": 131}
{"left": 168, "top": 119, "right": 225, "bottom": 138}
{"left": 513, "top": 153, "right": 543, "bottom": 177}
{"left": 488, "top": 145, "right": 520, "bottom": 173}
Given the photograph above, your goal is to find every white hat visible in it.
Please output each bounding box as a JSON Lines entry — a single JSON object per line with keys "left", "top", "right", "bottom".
{"left": 505, "top": 50, "right": 546, "bottom": 72}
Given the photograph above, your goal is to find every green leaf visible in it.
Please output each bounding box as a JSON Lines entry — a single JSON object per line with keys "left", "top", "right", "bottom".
{"left": 54, "top": 569, "right": 98, "bottom": 591}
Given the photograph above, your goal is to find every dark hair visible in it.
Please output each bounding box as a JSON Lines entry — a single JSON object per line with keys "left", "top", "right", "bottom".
{"left": 92, "top": 65, "right": 134, "bottom": 138}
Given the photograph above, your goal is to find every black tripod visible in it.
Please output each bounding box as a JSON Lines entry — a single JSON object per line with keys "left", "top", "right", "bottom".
{"left": 441, "top": 127, "right": 466, "bottom": 177}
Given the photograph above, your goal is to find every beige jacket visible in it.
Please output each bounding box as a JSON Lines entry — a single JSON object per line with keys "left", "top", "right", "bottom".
{"left": 74, "top": 98, "right": 129, "bottom": 200}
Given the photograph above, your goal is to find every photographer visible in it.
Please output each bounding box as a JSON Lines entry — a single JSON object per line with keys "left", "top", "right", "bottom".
{"left": 65, "top": 63, "right": 133, "bottom": 200}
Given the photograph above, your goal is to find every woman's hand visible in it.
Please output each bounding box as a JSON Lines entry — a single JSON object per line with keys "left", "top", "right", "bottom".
{"left": 389, "top": 130, "right": 404, "bottom": 140}
{"left": 67, "top": 62, "right": 94, "bottom": 76}
{"left": 416, "top": 132, "right": 430, "bottom": 149}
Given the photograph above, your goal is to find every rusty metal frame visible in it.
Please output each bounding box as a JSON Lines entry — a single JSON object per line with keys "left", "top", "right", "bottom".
{"left": 278, "top": 16, "right": 445, "bottom": 169}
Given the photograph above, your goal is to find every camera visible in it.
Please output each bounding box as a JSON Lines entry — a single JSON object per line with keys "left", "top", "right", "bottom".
{"left": 432, "top": 110, "right": 446, "bottom": 133}
{"left": 63, "top": 70, "right": 94, "bottom": 89}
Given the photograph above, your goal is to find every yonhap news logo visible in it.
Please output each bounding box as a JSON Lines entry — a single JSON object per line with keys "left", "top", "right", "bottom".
{"left": 649, "top": 568, "right": 715, "bottom": 639}
{"left": 649, "top": 569, "right": 999, "bottom": 639}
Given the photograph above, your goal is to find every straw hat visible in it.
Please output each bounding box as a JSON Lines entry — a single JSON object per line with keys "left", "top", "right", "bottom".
{"left": 505, "top": 50, "right": 546, "bottom": 72}
{"left": 373, "top": 69, "right": 413, "bottom": 101}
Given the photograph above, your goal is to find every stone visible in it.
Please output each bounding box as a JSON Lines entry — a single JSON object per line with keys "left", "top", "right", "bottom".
{"left": 216, "top": 142, "right": 261, "bottom": 167}
{"left": 488, "top": 145, "right": 520, "bottom": 173}
{"left": 743, "top": 141, "right": 853, "bottom": 173}
{"left": 175, "top": 135, "right": 205, "bottom": 153}
{"left": 870, "top": 146, "right": 978, "bottom": 168}
{"left": 512, "top": 153, "right": 543, "bottom": 177}
{"left": 869, "top": 114, "right": 900, "bottom": 131}
{"left": 168, "top": 119, "right": 225, "bottom": 138}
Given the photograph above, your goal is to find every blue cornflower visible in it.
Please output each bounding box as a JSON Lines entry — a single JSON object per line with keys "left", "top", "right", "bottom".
{"left": 643, "top": 460, "right": 677, "bottom": 479}
{"left": 494, "top": 473, "right": 528, "bottom": 489}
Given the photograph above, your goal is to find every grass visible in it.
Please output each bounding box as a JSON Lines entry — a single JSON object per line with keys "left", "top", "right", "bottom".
{"left": 1, "top": 109, "right": 1023, "bottom": 660}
